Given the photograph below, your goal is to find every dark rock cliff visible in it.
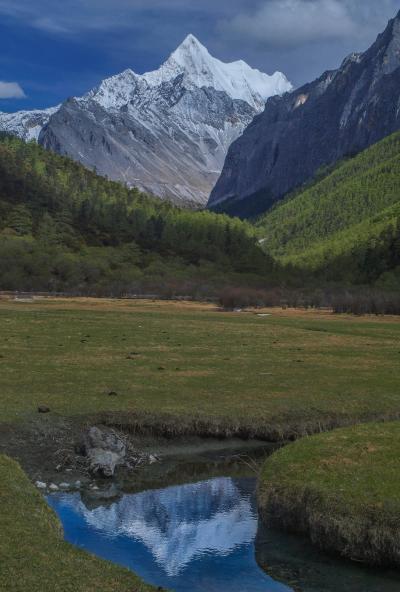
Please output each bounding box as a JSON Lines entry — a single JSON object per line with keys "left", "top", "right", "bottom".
{"left": 209, "top": 11, "right": 400, "bottom": 217}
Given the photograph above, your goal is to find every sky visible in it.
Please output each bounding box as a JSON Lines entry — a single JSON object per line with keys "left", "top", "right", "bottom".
{"left": 0, "top": 0, "right": 399, "bottom": 112}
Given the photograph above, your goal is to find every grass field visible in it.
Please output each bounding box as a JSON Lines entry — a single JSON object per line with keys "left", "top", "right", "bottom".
{"left": 0, "top": 454, "right": 155, "bottom": 592}
{"left": 0, "top": 297, "right": 399, "bottom": 438}
{"left": 1, "top": 296, "right": 400, "bottom": 585}
{"left": 258, "top": 421, "right": 400, "bottom": 566}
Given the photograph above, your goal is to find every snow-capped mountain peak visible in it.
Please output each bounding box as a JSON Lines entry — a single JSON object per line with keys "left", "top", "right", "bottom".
{"left": 143, "top": 34, "right": 292, "bottom": 109}
{"left": 0, "top": 35, "right": 292, "bottom": 205}
{"left": 80, "top": 34, "right": 292, "bottom": 116}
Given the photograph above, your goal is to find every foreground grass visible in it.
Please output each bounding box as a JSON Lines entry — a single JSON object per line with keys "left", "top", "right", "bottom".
{"left": 0, "top": 454, "right": 155, "bottom": 592}
{"left": 0, "top": 297, "right": 400, "bottom": 438}
{"left": 258, "top": 421, "right": 400, "bottom": 566}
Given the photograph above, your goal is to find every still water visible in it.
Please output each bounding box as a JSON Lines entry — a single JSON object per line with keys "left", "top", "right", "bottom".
{"left": 48, "top": 473, "right": 400, "bottom": 592}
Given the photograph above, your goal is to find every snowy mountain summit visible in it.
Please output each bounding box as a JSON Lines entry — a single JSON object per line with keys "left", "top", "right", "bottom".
{"left": 0, "top": 35, "right": 292, "bottom": 205}
{"left": 144, "top": 34, "right": 290, "bottom": 108}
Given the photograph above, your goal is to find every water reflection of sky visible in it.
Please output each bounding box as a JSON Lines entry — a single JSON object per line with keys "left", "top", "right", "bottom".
{"left": 48, "top": 477, "right": 292, "bottom": 592}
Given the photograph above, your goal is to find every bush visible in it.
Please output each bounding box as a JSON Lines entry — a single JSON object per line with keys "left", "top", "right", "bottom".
{"left": 330, "top": 290, "right": 400, "bottom": 315}
{"left": 218, "top": 287, "right": 281, "bottom": 310}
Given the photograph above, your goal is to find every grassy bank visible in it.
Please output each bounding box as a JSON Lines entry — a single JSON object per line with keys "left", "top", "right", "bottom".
{"left": 0, "top": 454, "right": 156, "bottom": 592}
{"left": 1, "top": 297, "right": 400, "bottom": 439}
{"left": 258, "top": 421, "right": 400, "bottom": 567}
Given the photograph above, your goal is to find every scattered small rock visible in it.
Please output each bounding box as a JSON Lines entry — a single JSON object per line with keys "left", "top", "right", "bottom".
{"left": 35, "top": 481, "right": 47, "bottom": 490}
{"left": 49, "top": 483, "right": 59, "bottom": 491}
{"left": 59, "top": 482, "right": 70, "bottom": 489}
{"left": 38, "top": 405, "right": 50, "bottom": 414}
{"left": 75, "top": 480, "right": 81, "bottom": 489}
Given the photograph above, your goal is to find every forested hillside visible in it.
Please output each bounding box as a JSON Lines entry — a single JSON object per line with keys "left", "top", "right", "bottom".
{"left": 256, "top": 132, "right": 400, "bottom": 287}
{"left": 0, "top": 134, "right": 274, "bottom": 294}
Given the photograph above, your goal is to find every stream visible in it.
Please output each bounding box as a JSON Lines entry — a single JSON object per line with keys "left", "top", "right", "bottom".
{"left": 47, "top": 450, "right": 400, "bottom": 592}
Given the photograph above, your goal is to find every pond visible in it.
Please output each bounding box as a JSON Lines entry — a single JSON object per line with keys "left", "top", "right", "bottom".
{"left": 47, "top": 455, "right": 400, "bottom": 592}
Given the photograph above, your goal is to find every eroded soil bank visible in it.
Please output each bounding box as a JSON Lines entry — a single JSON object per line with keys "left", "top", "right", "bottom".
{"left": 0, "top": 414, "right": 276, "bottom": 496}
{"left": 257, "top": 422, "right": 400, "bottom": 569}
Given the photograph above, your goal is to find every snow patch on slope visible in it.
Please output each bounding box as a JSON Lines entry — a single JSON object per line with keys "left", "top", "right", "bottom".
{"left": 0, "top": 106, "right": 59, "bottom": 141}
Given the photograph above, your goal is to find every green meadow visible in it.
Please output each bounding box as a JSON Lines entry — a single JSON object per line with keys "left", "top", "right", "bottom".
{"left": 0, "top": 454, "right": 155, "bottom": 592}
{"left": 1, "top": 297, "right": 400, "bottom": 589}
{"left": 1, "top": 297, "right": 399, "bottom": 436}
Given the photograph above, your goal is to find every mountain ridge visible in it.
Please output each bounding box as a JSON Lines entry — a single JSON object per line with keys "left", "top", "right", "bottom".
{"left": 209, "top": 10, "right": 400, "bottom": 217}
{"left": 0, "top": 35, "right": 291, "bottom": 206}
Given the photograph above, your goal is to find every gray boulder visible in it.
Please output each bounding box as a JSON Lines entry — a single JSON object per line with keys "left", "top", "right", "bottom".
{"left": 83, "top": 426, "right": 126, "bottom": 477}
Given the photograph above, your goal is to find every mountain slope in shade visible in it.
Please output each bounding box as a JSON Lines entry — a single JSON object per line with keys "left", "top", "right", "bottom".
{"left": 209, "top": 10, "right": 400, "bottom": 217}
{"left": 0, "top": 35, "right": 291, "bottom": 206}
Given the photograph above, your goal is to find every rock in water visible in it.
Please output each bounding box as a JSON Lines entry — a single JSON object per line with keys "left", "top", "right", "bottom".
{"left": 83, "top": 426, "right": 126, "bottom": 477}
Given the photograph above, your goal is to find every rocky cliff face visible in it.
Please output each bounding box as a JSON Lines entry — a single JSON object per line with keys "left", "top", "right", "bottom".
{"left": 40, "top": 78, "right": 257, "bottom": 206}
{"left": 209, "top": 11, "right": 400, "bottom": 217}
{"left": 0, "top": 35, "right": 291, "bottom": 206}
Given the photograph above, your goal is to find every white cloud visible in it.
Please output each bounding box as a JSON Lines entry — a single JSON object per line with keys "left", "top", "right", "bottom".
{"left": 221, "top": 0, "right": 398, "bottom": 48}
{"left": 0, "top": 81, "right": 26, "bottom": 99}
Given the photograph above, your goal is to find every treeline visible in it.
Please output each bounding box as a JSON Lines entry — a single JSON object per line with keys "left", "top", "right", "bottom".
{"left": 256, "top": 132, "right": 400, "bottom": 287}
{"left": 0, "top": 134, "right": 275, "bottom": 293}
{"left": 1, "top": 132, "right": 398, "bottom": 304}
{"left": 217, "top": 285, "right": 400, "bottom": 315}
{"left": 314, "top": 215, "right": 400, "bottom": 286}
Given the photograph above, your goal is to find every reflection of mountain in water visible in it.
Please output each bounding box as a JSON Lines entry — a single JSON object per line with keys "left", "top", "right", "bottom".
{"left": 60, "top": 477, "right": 257, "bottom": 576}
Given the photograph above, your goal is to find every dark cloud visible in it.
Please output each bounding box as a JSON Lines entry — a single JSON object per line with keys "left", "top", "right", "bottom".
{"left": 0, "top": 1, "right": 254, "bottom": 34}
{"left": 221, "top": 0, "right": 398, "bottom": 47}
{"left": 0, "top": 0, "right": 398, "bottom": 109}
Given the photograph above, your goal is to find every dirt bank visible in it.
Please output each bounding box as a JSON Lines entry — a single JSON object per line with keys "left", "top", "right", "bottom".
{"left": 257, "top": 422, "right": 400, "bottom": 568}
